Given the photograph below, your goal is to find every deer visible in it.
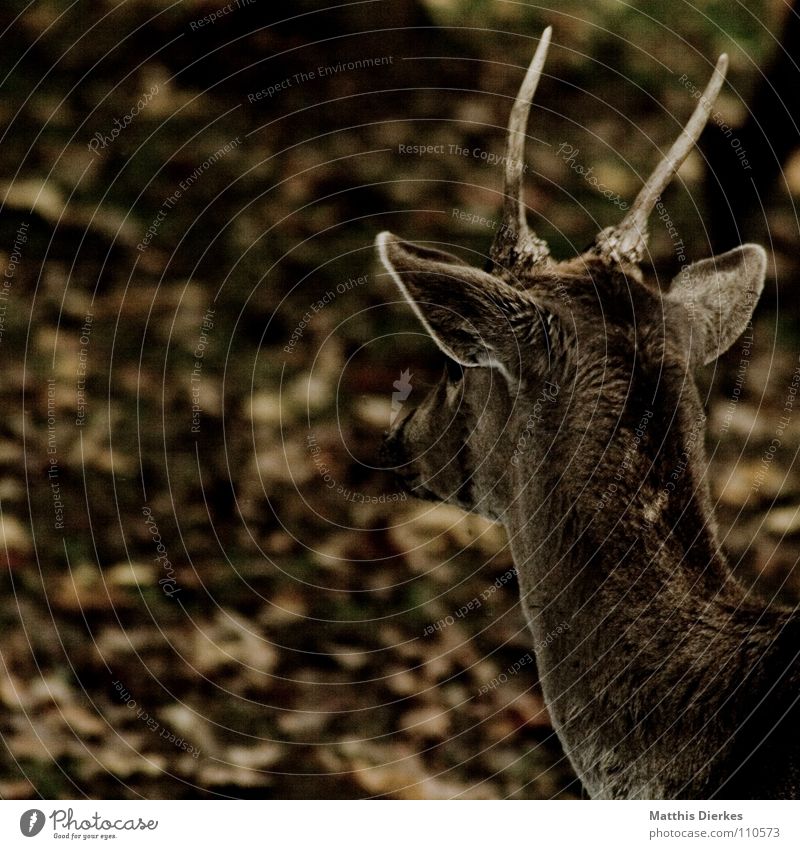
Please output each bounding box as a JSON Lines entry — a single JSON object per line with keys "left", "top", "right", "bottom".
{"left": 376, "top": 27, "right": 800, "bottom": 799}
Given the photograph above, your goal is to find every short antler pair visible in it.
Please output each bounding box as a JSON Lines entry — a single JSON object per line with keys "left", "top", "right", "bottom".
{"left": 492, "top": 26, "right": 728, "bottom": 274}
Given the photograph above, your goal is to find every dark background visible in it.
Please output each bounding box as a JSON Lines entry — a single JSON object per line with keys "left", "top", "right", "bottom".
{"left": 0, "top": 0, "right": 799, "bottom": 799}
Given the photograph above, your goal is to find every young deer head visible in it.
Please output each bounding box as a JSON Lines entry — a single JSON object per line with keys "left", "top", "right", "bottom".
{"left": 376, "top": 30, "right": 798, "bottom": 800}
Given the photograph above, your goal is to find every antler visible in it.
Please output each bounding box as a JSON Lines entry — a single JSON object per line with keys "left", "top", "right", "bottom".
{"left": 490, "top": 26, "right": 552, "bottom": 277}
{"left": 595, "top": 53, "right": 729, "bottom": 265}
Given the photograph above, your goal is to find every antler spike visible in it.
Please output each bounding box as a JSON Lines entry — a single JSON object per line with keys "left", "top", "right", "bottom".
{"left": 490, "top": 27, "right": 552, "bottom": 275}
{"left": 595, "top": 53, "right": 729, "bottom": 265}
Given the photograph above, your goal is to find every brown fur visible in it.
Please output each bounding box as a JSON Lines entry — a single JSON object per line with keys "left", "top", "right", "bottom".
{"left": 372, "top": 36, "right": 800, "bottom": 793}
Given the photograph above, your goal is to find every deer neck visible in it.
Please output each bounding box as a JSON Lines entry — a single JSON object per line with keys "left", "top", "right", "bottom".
{"left": 503, "top": 403, "right": 776, "bottom": 798}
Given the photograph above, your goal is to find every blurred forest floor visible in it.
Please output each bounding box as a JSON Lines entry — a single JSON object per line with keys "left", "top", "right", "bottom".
{"left": 0, "top": 0, "right": 799, "bottom": 799}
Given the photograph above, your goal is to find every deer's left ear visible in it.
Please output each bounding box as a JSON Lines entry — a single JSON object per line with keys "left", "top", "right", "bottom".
{"left": 667, "top": 244, "right": 767, "bottom": 365}
{"left": 377, "top": 231, "right": 543, "bottom": 379}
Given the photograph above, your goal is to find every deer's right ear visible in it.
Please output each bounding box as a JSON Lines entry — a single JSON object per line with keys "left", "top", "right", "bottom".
{"left": 376, "top": 231, "right": 542, "bottom": 378}
{"left": 667, "top": 244, "right": 766, "bottom": 366}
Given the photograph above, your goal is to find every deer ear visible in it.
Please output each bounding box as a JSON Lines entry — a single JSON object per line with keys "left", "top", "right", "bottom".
{"left": 667, "top": 244, "right": 766, "bottom": 365}
{"left": 376, "top": 231, "right": 541, "bottom": 378}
